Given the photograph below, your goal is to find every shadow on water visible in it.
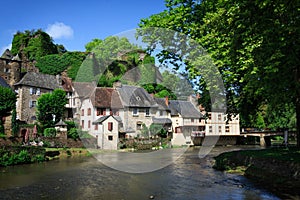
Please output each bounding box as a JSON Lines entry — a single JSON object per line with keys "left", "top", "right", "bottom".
{"left": 0, "top": 146, "right": 281, "bottom": 200}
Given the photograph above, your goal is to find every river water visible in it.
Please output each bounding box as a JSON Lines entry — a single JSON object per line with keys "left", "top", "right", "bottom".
{"left": 0, "top": 146, "right": 281, "bottom": 200}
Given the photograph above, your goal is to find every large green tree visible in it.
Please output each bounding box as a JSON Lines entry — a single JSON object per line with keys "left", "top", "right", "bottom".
{"left": 139, "top": 0, "right": 300, "bottom": 145}
{"left": 11, "top": 29, "right": 58, "bottom": 61}
{"left": 36, "top": 89, "right": 67, "bottom": 129}
{"left": 0, "top": 87, "right": 16, "bottom": 134}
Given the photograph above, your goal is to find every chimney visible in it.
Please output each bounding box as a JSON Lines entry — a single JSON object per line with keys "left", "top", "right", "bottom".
{"left": 165, "top": 96, "right": 169, "bottom": 106}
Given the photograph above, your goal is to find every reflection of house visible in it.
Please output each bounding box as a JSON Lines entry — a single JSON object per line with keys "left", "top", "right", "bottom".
{"left": 169, "top": 100, "right": 204, "bottom": 146}
{"left": 14, "top": 72, "right": 61, "bottom": 123}
{"left": 205, "top": 112, "right": 240, "bottom": 136}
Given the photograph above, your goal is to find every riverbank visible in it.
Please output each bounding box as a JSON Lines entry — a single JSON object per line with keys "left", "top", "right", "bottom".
{"left": 213, "top": 147, "right": 300, "bottom": 199}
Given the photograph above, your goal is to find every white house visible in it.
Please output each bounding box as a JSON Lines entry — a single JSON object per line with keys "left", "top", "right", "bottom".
{"left": 93, "top": 115, "right": 122, "bottom": 150}
{"left": 204, "top": 112, "right": 240, "bottom": 136}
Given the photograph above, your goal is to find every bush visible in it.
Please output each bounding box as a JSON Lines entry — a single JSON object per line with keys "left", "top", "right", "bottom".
{"left": 43, "top": 128, "right": 56, "bottom": 137}
{"left": 68, "top": 128, "right": 79, "bottom": 140}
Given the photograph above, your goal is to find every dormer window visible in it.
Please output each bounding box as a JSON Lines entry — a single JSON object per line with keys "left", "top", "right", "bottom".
{"left": 4, "top": 68, "right": 10, "bottom": 73}
{"left": 133, "top": 108, "right": 139, "bottom": 116}
{"left": 30, "top": 87, "right": 40, "bottom": 95}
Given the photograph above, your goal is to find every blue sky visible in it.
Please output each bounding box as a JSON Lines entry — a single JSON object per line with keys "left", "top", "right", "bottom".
{"left": 0, "top": 0, "right": 166, "bottom": 54}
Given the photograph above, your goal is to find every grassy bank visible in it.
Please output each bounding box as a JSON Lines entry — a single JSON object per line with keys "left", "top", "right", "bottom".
{"left": 214, "top": 147, "right": 300, "bottom": 198}
{"left": 0, "top": 146, "right": 90, "bottom": 167}
{"left": 45, "top": 147, "right": 90, "bottom": 160}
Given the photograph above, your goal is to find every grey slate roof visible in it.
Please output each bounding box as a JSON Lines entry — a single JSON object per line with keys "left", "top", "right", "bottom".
{"left": 154, "top": 97, "right": 170, "bottom": 111}
{"left": 116, "top": 85, "right": 158, "bottom": 108}
{"left": 14, "top": 72, "right": 61, "bottom": 90}
{"left": 168, "top": 100, "right": 203, "bottom": 118}
{"left": 152, "top": 117, "right": 172, "bottom": 124}
{"left": 0, "top": 76, "right": 10, "bottom": 88}
{"left": 93, "top": 115, "right": 122, "bottom": 124}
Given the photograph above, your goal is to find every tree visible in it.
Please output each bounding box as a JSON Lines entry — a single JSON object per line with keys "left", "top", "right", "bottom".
{"left": 139, "top": 0, "right": 300, "bottom": 146}
{"left": 36, "top": 89, "right": 67, "bottom": 130}
{"left": 11, "top": 29, "right": 58, "bottom": 60}
{"left": 0, "top": 87, "right": 16, "bottom": 134}
{"left": 36, "top": 51, "right": 87, "bottom": 78}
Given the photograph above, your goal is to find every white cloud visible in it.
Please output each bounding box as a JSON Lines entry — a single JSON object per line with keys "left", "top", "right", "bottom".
{"left": 1, "top": 44, "right": 12, "bottom": 55}
{"left": 46, "top": 22, "right": 74, "bottom": 40}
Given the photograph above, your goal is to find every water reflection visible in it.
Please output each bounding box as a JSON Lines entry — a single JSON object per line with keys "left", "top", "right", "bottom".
{"left": 0, "top": 146, "right": 280, "bottom": 200}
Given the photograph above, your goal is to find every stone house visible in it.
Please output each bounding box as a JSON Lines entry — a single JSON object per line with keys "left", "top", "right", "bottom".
{"left": 115, "top": 83, "right": 159, "bottom": 138}
{"left": 0, "top": 49, "right": 22, "bottom": 88}
{"left": 169, "top": 100, "right": 204, "bottom": 146}
{"left": 14, "top": 72, "right": 61, "bottom": 124}
{"left": 152, "top": 97, "right": 172, "bottom": 135}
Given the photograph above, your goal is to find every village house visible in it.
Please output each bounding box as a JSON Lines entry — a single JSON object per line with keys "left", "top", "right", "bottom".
{"left": 14, "top": 72, "right": 62, "bottom": 124}
{"left": 168, "top": 100, "right": 204, "bottom": 146}
{"left": 115, "top": 83, "right": 159, "bottom": 138}
{"left": 80, "top": 86, "right": 123, "bottom": 137}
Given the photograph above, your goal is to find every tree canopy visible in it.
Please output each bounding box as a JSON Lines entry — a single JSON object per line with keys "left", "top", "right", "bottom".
{"left": 11, "top": 29, "right": 59, "bottom": 61}
{"left": 36, "top": 89, "right": 67, "bottom": 129}
{"left": 139, "top": 0, "right": 300, "bottom": 144}
{"left": 0, "top": 87, "right": 16, "bottom": 134}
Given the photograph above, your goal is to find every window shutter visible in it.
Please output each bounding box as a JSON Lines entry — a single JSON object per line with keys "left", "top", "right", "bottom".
{"left": 30, "top": 88, "right": 33, "bottom": 95}
{"left": 108, "top": 122, "right": 113, "bottom": 131}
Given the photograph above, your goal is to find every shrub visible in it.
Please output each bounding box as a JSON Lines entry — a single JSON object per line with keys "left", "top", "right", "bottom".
{"left": 68, "top": 128, "right": 79, "bottom": 140}
{"left": 43, "top": 128, "right": 56, "bottom": 137}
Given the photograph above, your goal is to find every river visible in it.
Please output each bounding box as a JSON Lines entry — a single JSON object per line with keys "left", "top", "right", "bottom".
{"left": 0, "top": 146, "right": 280, "bottom": 200}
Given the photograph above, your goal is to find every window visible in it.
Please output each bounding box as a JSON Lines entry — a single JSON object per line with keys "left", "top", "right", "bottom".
{"left": 136, "top": 122, "right": 142, "bottom": 130}
{"left": 133, "top": 108, "right": 139, "bottom": 116}
{"left": 225, "top": 126, "right": 230, "bottom": 133}
{"left": 208, "top": 113, "right": 211, "bottom": 120}
{"left": 81, "top": 120, "right": 84, "bottom": 128}
{"left": 191, "top": 118, "right": 195, "bottom": 123}
{"left": 87, "top": 108, "right": 91, "bottom": 116}
{"left": 29, "top": 87, "right": 40, "bottom": 95}
{"left": 88, "top": 120, "right": 91, "bottom": 128}
{"left": 94, "top": 124, "right": 98, "bottom": 130}
{"left": 29, "top": 100, "right": 36, "bottom": 108}
{"left": 209, "top": 126, "right": 212, "bottom": 133}
{"left": 108, "top": 122, "right": 113, "bottom": 131}
{"left": 159, "top": 110, "right": 163, "bottom": 116}
{"left": 218, "top": 114, "right": 222, "bottom": 121}
{"left": 219, "top": 126, "right": 222, "bottom": 133}
{"left": 4, "top": 68, "right": 10, "bottom": 73}
{"left": 81, "top": 109, "right": 84, "bottom": 116}
{"left": 97, "top": 108, "right": 106, "bottom": 116}
{"left": 108, "top": 135, "right": 113, "bottom": 141}
{"left": 145, "top": 108, "right": 150, "bottom": 116}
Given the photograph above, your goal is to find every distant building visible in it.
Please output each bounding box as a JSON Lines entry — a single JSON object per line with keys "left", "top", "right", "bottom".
{"left": 204, "top": 112, "right": 240, "bottom": 136}
{"left": 0, "top": 49, "right": 22, "bottom": 87}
